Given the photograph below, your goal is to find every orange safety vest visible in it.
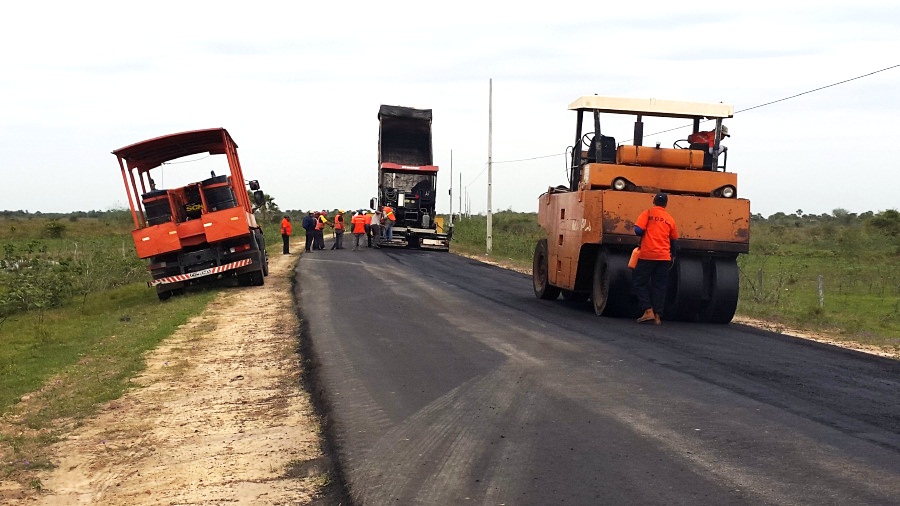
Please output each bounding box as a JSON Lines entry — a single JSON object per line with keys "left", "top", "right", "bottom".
{"left": 363, "top": 213, "right": 372, "bottom": 225}
{"left": 383, "top": 206, "right": 395, "bottom": 221}
{"left": 315, "top": 215, "right": 325, "bottom": 231}
{"left": 635, "top": 206, "right": 679, "bottom": 261}
{"left": 687, "top": 130, "right": 716, "bottom": 148}
{"left": 334, "top": 214, "right": 344, "bottom": 230}
{"left": 351, "top": 214, "right": 367, "bottom": 234}
{"left": 280, "top": 218, "right": 292, "bottom": 236}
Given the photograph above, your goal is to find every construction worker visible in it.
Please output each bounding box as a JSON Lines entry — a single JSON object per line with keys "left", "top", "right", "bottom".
{"left": 363, "top": 210, "right": 374, "bottom": 247}
{"left": 687, "top": 124, "right": 729, "bottom": 149}
{"left": 301, "top": 211, "right": 316, "bottom": 252}
{"left": 369, "top": 208, "right": 382, "bottom": 247}
{"left": 632, "top": 193, "right": 679, "bottom": 325}
{"left": 313, "top": 211, "right": 326, "bottom": 250}
{"left": 330, "top": 210, "right": 346, "bottom": 250}
{"left": 382, "top": 205, "right": 396, "bottom": 242}
{"left": 280, "top": 215, "right": 292, "bottom": 254}
{"left": 350, "top": 210, "right": 367, "bottom": 250}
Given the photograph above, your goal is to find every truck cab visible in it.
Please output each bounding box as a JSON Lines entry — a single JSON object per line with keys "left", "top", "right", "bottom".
{"left": 114, "top": 128, "right": 268, "bottom": 300}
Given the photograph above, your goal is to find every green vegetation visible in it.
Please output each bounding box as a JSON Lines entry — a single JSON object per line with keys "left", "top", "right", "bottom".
{"left": 739, "top": 210, "right": 900, "bottom": 347}
{"left": 0, "top": 210, "right": 225, "bottom": 480}
{"left": 0, "top": 283, "right": 215, "bottom": 478}
{"left": 449, "top": 208, "right": 900, "bottom": 352}
{"left": 450, "top": 211, "right": 542, "bottom": 261}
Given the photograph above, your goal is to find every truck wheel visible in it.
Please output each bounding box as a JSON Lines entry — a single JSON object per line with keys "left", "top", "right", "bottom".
{"left": 533, "top": 239, "right": 560, "bottom": 300}
{"left": 591, "top": 250, "right": 611, "bottom": 315}
{"left": 255, "top": 230, "right": 269, "bottom": 276}
{"left": 595, "top": 250, "right": 637, "bottom": 317}
{"left": 239, "top": 270, "right": 264, "bottom": 287}
{"left": 700, "top": 257, "right": 739, "bottom": 323}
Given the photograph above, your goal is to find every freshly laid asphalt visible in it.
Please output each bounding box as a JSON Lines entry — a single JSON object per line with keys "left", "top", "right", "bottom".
{"left": 296, "top": 246, "right": 900, "bottom": 505}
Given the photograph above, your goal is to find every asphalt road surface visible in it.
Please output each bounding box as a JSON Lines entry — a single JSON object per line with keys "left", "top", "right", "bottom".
{"left": 297, "top": 246, "right": 900, "bottom": 505}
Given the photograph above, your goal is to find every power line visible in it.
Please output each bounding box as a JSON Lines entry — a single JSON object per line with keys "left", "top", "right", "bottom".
{"left": 493, "top": 152, "right": 565, "bottom": 164}
{"left": 735, "top": 64, "right": 899, "bottom": 114}
{"left": 464, "top": 163, "right": 488, "bottom": 189}
{"left": 162, "top": 154, "right": 211, "bottom": 165}
{"left": 489, "top": 64, "right": 900, "bottom": 164}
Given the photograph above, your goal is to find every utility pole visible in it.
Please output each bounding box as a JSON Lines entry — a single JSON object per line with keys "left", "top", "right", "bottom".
{"left": 487, "top": 78, "right": 493, "bottom": 255}
{"left": 449, "top": 150, "right": 453, "bottom": 227}
{"left": 459, "top": 172, "right": 462, "bottom": 220}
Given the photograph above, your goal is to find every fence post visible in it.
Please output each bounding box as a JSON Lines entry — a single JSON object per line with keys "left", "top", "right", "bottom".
{"left": 818, "top": 275, "right": 824, "bottom": 309}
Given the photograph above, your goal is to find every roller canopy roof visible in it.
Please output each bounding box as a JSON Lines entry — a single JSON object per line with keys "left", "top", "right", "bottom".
{"left": 568, "top": 96, "right": 734, "bottom": 119}
{"left": 112, "top": 128, "right": 235, "bottom": 172}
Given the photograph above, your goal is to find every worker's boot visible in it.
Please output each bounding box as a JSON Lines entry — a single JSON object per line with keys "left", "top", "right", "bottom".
{"left": 636, "top": 308, "right": 656, "bottom": 323}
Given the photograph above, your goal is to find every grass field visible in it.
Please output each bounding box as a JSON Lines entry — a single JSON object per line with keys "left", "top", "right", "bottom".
{"left": 0, "top": 212, "right": 276, "bottom": 481}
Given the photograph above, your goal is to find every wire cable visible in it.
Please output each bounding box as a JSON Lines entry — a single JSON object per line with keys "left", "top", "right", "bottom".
{"left": 162, "top": 154, "right": 211, "bottom": 165}
{"left": 489, "top": 64, "right": 900, "bottom": 163}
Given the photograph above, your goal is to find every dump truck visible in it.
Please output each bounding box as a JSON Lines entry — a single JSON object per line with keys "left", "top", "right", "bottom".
{"left": 369, "top": 105, "right": 451, "bottom": 251}
{"left": 113, "top": 128, "right": 268, "bottom": 300}
{"left": 532, "top": 96, "right": 749, "bottom": 323}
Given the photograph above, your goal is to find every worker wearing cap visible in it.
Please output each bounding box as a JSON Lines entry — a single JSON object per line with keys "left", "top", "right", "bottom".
{"left": 382, "top": 205, "right": 396, "bottom": 242}
{"left": 315, "top": 211, "right": 329, "bottom": 250}
{"left": 687, "top": 124, "right": 729, "bottom": 149}
{"left": 301, "top": 211, "right": 316, "bottom": 252}
{"left": 632, "top": 193, "right": 679, "bottom": 325}
{"left": 363, "top": 210, "right": 374, "bottom": 247}
{"left": 330, "top": 210, "right": 346, "bottom": 250}
{"left": 369, "top": 208, "right": 382, "bottom": 247}
{"left": 350, "top": 210, "right": 367, "bottom": 250}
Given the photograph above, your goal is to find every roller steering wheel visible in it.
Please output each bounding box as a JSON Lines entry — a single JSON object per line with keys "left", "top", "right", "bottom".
{"left": 673, "top": 139, "right": 691, "bottom": 149}
{"left": 581, "top": 132, "right": 595, "bottom": 148}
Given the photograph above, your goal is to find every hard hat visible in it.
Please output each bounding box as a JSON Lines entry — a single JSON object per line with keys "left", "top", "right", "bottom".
{"left": 653, "top": 193, "right": 668, "bottom": 207}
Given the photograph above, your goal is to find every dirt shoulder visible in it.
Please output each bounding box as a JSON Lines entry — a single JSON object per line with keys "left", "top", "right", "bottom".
{"left": 3, "top": 240, "right": 332, "bottom": 505}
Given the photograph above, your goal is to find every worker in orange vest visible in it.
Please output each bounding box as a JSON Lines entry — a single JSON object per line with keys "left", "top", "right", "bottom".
{"left": 382, "top": 205, "right": 396, "bottom": 242}
{"left": 632, "top": 193, "right": 679, "bottom": 325}
{"left": 363, "top": 210, "right": 374, "bottom": 247}
{"left": 314, "top": 211, "right": 328, "bottom": 250}
{"left": 687, "top": 124, "right": 729, "bottom": 149}
{"left": 330, "top": 210, "right": 346, "bottom": 250}
{"left": 350, "top": 210, "right": 367, "bottom": 250}
{"left": 280, "top": 215, "right": 292, "bottom": 254}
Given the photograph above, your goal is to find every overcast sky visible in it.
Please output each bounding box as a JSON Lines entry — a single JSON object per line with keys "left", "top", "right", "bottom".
{"left": 2, "top": 1, "right": 898, "bottom": 218}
